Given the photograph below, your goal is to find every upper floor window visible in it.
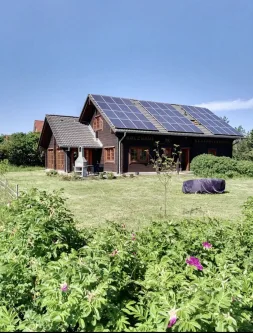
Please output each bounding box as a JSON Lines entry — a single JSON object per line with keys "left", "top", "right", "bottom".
{"left": 93, "top": 115, "right": 103, "bottom": 131}
{"left": 129, "top": 147, "right": 149, "bottom": 164}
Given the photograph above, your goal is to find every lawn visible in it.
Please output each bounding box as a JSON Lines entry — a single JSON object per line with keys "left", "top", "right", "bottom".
{"left": 5, "top": 170, "right": 253, "bottom": 229}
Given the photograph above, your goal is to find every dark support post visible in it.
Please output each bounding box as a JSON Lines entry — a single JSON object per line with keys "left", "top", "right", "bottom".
{"left": 44, "top": 149, "right": 47, "bottom": 169}
{"left": 176, "top": 158, "right": 180, "bottom": 175}
{"left": 66, "top": 150, "right": 71, "bottom": 173}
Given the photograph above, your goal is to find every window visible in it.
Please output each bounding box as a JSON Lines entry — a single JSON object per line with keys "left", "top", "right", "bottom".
{"left": 164, "top": 148, "right": 172, "bottom": 157}
{"left": 93, "top": 116, "right": 103, "bottom": 131}
{"left": 208, "top": 148, "right": 217, "bottom": 156}
{"left": 129, "top": 147, "right": 149, "bottom": 164}
{"left": 104, "top": 147, "right": 115, "bottom": 163}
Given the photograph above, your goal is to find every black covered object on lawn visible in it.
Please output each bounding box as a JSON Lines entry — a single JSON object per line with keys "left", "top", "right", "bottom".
{"left": 182, "top": 178, "right": 226, "bottom": 194}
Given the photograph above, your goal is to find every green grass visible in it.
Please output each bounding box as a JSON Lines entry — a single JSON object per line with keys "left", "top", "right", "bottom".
{"left": 4, "top": 170, "right": 253, "bottom": 229}
{"left": 7, "top": 165, "right": 44, "bottom": 172}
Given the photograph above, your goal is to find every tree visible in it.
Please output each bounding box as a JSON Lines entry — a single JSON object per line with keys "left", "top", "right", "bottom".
{"left": 235, "top": 125, "right": 246, "bottom": 135}
{"left": 220, "top": 116, "right": 230, "bottom": 124}
{"left": 233, "top": 128, "right": 253, "bottom": 161}
{"left": 149, "top": 142, "right": 179, "bottom": 217}
{"left": 0, "top": 132, "right": 43, "bottom": 166}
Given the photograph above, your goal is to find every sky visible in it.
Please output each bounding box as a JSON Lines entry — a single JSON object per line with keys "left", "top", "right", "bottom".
{"left": 0, "top": 0, "right": 253, "bottom": 134}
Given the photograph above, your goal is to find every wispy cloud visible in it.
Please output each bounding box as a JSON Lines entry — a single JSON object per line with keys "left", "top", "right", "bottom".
{"left": 195, "top": 98, "right": 253, "bottom": 112}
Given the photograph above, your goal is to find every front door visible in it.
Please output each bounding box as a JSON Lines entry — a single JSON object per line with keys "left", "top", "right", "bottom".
{"left": 181, "top": 148, "right": 190, "bottom": 171}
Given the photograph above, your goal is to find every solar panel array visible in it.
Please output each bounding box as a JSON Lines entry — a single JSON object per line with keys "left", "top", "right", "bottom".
{"left": 139, "top": 100, "right": 203, "bottom": 133}
{"left": 181, "top": 105, "right": 243, "bottom": 136}
{"left": 91, "top": 95, "right": 158, "bottom": 131}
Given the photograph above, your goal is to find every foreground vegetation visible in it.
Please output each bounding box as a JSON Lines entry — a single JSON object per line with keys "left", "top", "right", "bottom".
{"left": 4, "top": 171, "right": 253, "bottom": 228}
{"left": 191, "top": 154, "right": 253, "bottom": 179}
{"left": 0, "top": 189, "right": 252, "bottom": 332}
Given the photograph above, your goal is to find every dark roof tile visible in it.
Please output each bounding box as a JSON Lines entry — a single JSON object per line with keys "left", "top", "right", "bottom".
{"left": 46, "top": 115, "right": 102, "bottom": 148}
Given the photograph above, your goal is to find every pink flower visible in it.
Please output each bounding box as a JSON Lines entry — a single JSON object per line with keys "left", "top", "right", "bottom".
{"left": 202, "top": 242, "right": 212, "bottom": 249}
{"left": 132, "top": 233, "right": 136, "bottom": 241}
{"left": 110, "top": 249, "right": 119, "bottom": 256}
{"left": 186, "top": 256, "right": 203, "bottom": 271}
{"left": 168, "top": 310, "right": 177, "bottom": 328}
{"left": 60, "top": 282, "right": 68, "bottom": 292}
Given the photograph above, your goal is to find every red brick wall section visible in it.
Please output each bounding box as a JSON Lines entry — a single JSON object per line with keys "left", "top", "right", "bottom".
{"left": 91, "top": 110, "right": 118, "bottom": 172}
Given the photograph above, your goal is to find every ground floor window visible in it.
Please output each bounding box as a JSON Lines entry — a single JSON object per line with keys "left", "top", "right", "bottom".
{"left": 104, "top": 147, "right": 115, "bottom": 163}
{"left": 164, "top": 148, "right": 172, "bottom": 157}
{"left": 208, "top": 148, "right": 217, "bottom": 156}
{"left": 129, "top": 147, "right": 149, "bottom": 164}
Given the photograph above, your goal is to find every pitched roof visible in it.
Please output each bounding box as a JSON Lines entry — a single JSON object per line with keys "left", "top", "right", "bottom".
{"left": 84, "top": 94, "right": 243, "bottom": 139}
{"left": 34, "top": 120, "right": 44, "bottom": 133}
{"left": 44, "top": 115, "right": 102, "bottom": 148}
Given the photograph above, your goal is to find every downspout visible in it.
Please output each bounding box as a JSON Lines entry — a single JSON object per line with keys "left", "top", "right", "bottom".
{"left": 118, "top": 132, "right": 126, "bottom": 174}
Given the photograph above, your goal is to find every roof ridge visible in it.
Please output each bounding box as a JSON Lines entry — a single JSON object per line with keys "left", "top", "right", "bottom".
{"left": 46, "top": 114, "right": 79, "bottom": 118}
{"left": 89, "top": 93, "right": 177, "bottom": 105}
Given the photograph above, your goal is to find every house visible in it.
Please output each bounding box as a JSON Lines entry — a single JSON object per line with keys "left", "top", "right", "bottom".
{"left": 34, "top": 120, "right": 44, "bottom": 133}
{"left": 39, "top": 94, "right": 243, "bottom": 173}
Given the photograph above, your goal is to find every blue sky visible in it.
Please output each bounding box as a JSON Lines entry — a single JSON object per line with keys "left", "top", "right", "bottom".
{"left": 0, "top": 0, "right": 252, "bottom": 134}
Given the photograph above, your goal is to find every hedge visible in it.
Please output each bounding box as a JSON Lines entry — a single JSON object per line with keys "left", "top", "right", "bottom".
{"left": 190, "top": 154, "right": 253, "bottom": 178}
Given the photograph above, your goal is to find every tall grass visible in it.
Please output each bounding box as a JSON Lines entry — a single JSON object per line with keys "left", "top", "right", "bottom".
{"left": 7, "top": 165, "right": 44, "bottom": 172}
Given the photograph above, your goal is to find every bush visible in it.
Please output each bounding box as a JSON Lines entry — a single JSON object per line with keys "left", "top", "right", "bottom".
{"left": 0, "top": 159, "right": 9, "bottom": 177}
{"left": 59, "top": 172, "right": 81, "bottom": 181}
{"left": 46, "top": 170, "right": 58, "bottom": 177}
{"left": 191, "top": 154, "right": 253, "bottom": 178}
{"left": 98, "top": 172, "right": 116, "bottom": 180}
{"left": 0, "top": 132, "right": 44, "bottom": 166}
{"left": 99, "top": 172, "right": 106, "bottom": 179}
{"left": 107, "top": 172, "right": 116, "bottom": 180}
{"left": 0, "top": 189, "right": 253, "bottom": 331}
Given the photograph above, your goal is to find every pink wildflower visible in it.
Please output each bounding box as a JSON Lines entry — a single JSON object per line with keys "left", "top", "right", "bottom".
{"left": 202, "top": 242, "right": 212, "bottom": 249}
{"left": 186, "top": 256, "right": 203, "bottom": 271}
{"left": 168, "top": 310, "right": 177, "bottom": 328}
{"left": 132, "top": 233, "right": 136, "bottom": 241}
{"left": 60, "top": 282, "right": 68, "bottom": 292}
{"left": 110, "top": 249, "right": 119, "bottom": 257}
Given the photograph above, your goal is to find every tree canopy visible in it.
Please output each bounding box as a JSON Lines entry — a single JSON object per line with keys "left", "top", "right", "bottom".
{"left": 0, "top": 132, "right": 43, "bottom": 166}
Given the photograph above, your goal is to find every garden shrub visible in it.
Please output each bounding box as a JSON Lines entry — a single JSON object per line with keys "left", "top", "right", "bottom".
{"left": 191, "top": 154, "right": 253, "bottom": 178}
{"left": 46, "top": 170, "right": 58, "bottom": 177}
{"left": 0, "top": 190, "right": 253, "bottom": 331}
{"left": 99, "top": 172, "right": 106, "bottom": 179}
{"left": 106, "top": 172, "right": 116, "bottom": 180}
{"left": 59, "top": 172, "right": 81, "bottom": 181}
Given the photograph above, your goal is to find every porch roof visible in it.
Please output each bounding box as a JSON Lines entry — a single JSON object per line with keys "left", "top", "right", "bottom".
{"left": 40, "top": 115, "right": 102, "bottom": 149}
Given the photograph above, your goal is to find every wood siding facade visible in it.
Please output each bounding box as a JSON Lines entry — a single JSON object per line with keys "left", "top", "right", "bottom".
{"left": 42, "top": 98, "right": 235, "bottom": 174}
{"left": 90, "top": 109, "right": 118, "bottom": 172}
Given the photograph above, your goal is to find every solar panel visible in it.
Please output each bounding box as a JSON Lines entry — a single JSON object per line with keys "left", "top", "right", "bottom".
{"left": 91, "top": 95, "right": 158, "bottom": 131}
{"left": 139, "top": 100, "right": 203, "bottom": 134}
{"left": 181, "top": 105, "right": 243, "bottom": 136}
